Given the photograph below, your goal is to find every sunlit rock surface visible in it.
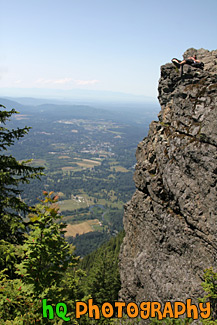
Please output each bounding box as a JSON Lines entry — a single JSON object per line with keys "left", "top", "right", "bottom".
{"left": 119, "top": 49, "right": 217, "bottom": 312}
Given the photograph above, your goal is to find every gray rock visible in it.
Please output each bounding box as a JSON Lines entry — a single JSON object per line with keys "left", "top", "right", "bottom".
{"left": 119, "top": 48, "right": 217, "bottom": 322}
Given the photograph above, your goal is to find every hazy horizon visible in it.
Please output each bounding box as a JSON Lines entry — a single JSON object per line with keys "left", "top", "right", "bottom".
{"left": 0, "top": 86, "right": 157, "bottom": 105}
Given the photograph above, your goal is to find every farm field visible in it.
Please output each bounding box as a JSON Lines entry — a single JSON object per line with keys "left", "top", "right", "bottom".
{"left": 59, "top": 195, "right": 93, "bottom": 211}
{"left": 61, "top": 158, "right": 102, "bottom": 172}
{"left": 110, "top": 165, "right": 129, "bottom": 172}
{"left": 65, "top": 219, "right": 101, "bottom": 237}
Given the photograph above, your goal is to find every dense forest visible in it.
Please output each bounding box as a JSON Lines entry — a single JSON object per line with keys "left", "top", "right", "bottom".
{"left": 0, "top": 106, "right": 216, "bottom": 324}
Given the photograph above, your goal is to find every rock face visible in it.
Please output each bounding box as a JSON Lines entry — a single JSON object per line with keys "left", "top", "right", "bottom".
{"left": 119, "top": 49, "right": 217, "bottom": 309}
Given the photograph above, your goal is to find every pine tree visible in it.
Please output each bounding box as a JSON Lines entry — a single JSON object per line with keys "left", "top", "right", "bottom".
{"left": 0, "top": 105, "right": 43, "bottom": 244}
{"left": 200, "top": 268, "right": 217, "bottom": 323}
{"left": 81, "top": 231, "right": 124, "bottom": 305}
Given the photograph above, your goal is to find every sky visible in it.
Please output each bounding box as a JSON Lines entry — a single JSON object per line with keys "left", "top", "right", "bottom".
{"left": 1, "top": 0, "right": 217, "bottom": 102}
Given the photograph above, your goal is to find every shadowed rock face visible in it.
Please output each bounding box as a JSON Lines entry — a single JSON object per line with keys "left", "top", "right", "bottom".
{"left": 119, "top": 49, "right": 217, "bottom": 307}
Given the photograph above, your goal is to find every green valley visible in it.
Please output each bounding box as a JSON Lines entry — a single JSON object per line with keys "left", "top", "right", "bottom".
{"left": 2, "top": 98, "right": 159, "bottom": 256}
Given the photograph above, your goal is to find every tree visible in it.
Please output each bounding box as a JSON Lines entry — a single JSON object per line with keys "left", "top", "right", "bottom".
{"left": 0, "top": 105, "right": 43, "bottom": 244}
{"left": 81, "top": 231, "right": 124, "bottom": 305}
{"left": 16, "top": 191, "right": 76, "bottom": 294}
{"left": 0, "top": 192, "right": 85, "bottom": 323}
{"left": 200, "top": 268, "right": 217, "bottom": 324}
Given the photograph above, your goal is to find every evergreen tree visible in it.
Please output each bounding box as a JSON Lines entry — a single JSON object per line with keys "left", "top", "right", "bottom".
{"left": 0, "top": 106, "right": 43, "bottom": 244}
{"left": 200, "top": 268, "right": 217, "bottom": 323}
{"left": 81, "top": 231, "right": 124, "bottom": 305}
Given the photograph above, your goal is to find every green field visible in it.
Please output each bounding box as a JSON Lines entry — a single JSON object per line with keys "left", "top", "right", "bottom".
{"left": 59, "top": 195, "right": 92, "bottom": 211}
{"left": 110, "top": 165, "right": 129, "bottom": 172}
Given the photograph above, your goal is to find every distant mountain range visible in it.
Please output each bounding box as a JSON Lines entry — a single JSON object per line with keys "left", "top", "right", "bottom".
{"left": 0, "top": 97, "right": 160, "bottom": 125}
{"left": 0, "top": 87, "right": 156, "bottom": 105}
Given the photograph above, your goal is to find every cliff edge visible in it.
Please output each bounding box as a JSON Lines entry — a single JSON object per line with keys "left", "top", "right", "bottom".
{"left": 119, "top": 48, "right": 217, "bottom": 306}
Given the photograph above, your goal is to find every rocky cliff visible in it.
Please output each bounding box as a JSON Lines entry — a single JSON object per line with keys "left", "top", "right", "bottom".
{"left": 119, "top": 49, "right": 217, "bottom": 308}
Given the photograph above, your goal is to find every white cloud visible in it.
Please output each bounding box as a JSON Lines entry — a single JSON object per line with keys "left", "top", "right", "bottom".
{"left": 35, "top": 78, "right": 52, "bottom": 85}
{"left": 53, "top": 78, "right": 73, "bottom": 85}
{"left": 34, "top": 78, "right": 100, "bottom": 88}
{"left": 35, "top": 78, "right": 73, "bottom": 85}
{"left": 75, "top": 79, "right": 100, "bottom": 86}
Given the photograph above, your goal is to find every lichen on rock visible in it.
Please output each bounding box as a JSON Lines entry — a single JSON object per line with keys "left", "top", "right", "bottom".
{"left": 119, "top": 48, "right": 217, "bottom": 311}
